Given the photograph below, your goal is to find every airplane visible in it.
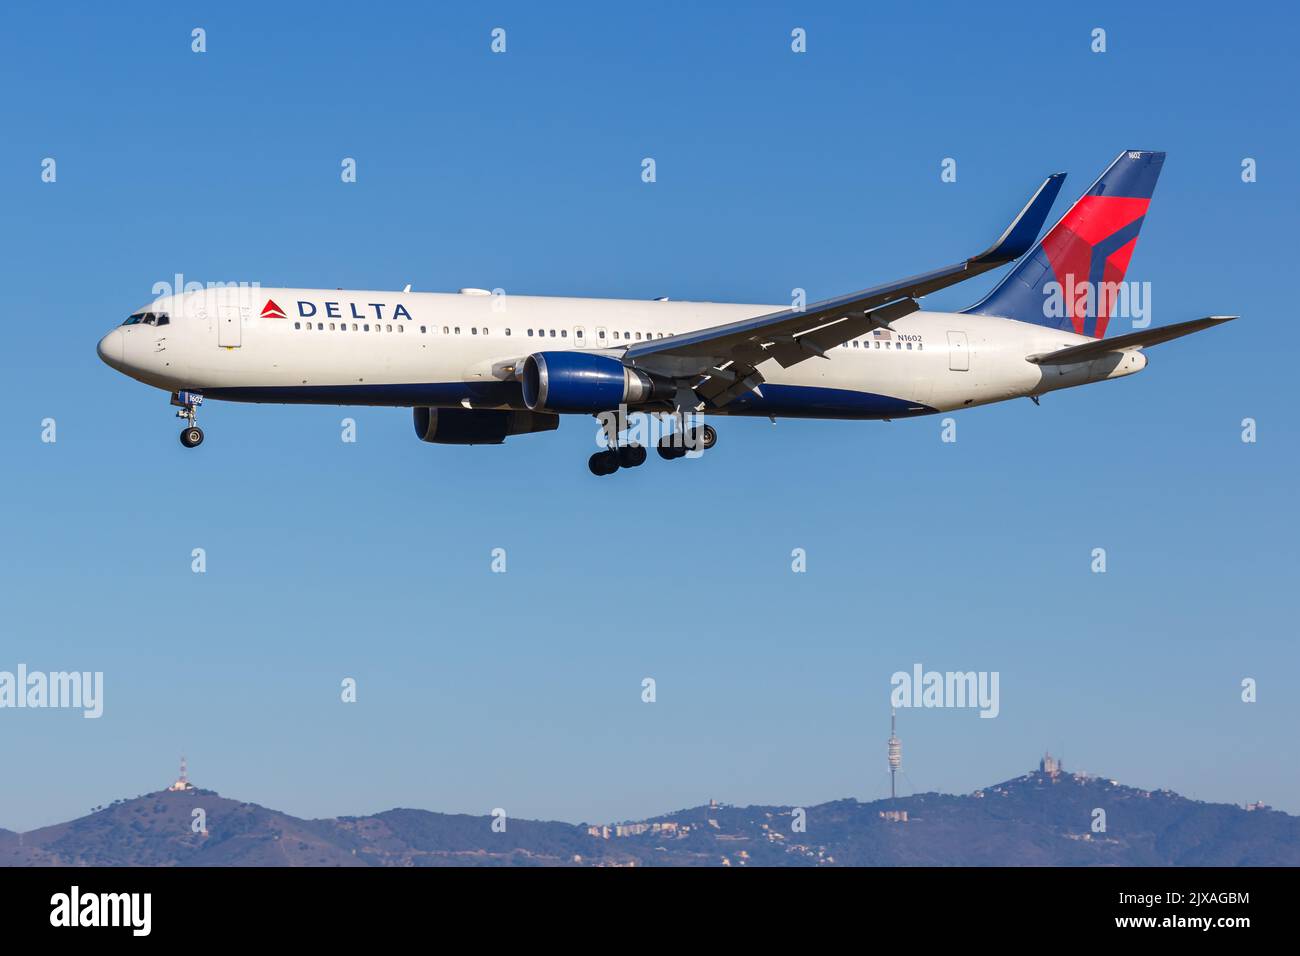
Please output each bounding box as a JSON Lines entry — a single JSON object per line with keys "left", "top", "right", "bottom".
{"left": 97, "top": 150, "right": 1235, "bottom": 475}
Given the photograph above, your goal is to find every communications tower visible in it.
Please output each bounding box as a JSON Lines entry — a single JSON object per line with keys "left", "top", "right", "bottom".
{"left": 887, "top": 709, "right": 902, "bottom": 799}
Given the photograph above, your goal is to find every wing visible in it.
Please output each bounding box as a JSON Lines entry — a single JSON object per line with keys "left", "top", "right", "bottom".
{"left": 1026, "top": 315, "right": 1238, "bottom": 365}
{"left": 622, "top": 171, "right": 1067, "bottom": 406}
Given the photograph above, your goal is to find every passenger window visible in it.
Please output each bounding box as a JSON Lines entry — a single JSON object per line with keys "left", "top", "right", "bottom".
{"left": 294, "top": 322, "right": 301, "bottom": 330}
{"left": 398, "top": 325, "right": 404, "bottom": 333}
{"left": 387, "top": 325, "right": 393, "bottom": 332}
{"left": 549, "top": 329, "right": 556, "bottom": 338}
{"left": 329, "top": 323, "right": 336, "bottom": 331}
{"left": 505, "top": 328, "right": 511, "bottom": 336}
{"left": 560, "top": 330, "right": 566, "bottom": 338}
{"left": 454, "top": 327, "right": 460, "bottom": 334}
{"left": 420, "top": 326, "right": 426, "bottom": 333}
{"left": 472, "top": 327, "right": 478, "bottom": 335}
{"left": 528, "top": 329, "right": 534, "bottom": 337}
{"left": 364, "top": 324, "right": 369, "bottom": 331}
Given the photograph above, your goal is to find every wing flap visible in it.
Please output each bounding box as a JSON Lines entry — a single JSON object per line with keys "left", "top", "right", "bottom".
{"left": 766, "top": 299, "right": 921, "bottom": 369}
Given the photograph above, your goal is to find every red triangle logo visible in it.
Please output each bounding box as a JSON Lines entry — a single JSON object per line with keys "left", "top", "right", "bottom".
{"left": 260, "top": 299, "right": 286, "bottom": 319}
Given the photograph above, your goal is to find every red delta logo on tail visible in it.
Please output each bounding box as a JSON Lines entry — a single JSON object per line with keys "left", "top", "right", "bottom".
{"left": 961, "top": 150, "right": 1165, "bottom": 339}
{"left": 260, "top": 299, "right": 287, "bottom": 319}
{"left": 1040, "top": 194, "right": 1149, "bottom": 338}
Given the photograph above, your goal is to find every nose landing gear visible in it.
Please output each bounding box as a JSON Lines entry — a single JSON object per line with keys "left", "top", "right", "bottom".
{"left": 171, "top": 391, "right": 204, "bottom": 448}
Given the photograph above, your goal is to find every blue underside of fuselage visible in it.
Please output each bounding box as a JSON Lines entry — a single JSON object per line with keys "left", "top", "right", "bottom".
{"left": 198, "top": 382, "right": 936, "bottom": 420}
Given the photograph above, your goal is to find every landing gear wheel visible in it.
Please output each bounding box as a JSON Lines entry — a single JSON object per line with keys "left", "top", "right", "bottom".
{"left": 588, "top": 449, "right": 620, "bottom": 476}
{"left": 618, "top": 444, "right": 647, "bottom": 468}
{"left": 699, "top": 424, "right": 718, "bottom": 450}
{"left": 657, "top": 440, "right": 687, "bottom": 461}
{"left": 180, "top": 426, "right": 204, "bottom": 448}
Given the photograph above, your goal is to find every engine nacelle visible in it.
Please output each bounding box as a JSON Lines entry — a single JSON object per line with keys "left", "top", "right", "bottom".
{"left": 520, "top": 351, "right": 674, "bottom": 413}
{"left": 412, "top": 407, "right": 558, "bottom": 445}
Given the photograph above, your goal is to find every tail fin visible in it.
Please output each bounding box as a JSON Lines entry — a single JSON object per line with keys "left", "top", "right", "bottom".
{"left": 963, "top": 150, "right": 1164, "bottom": 338}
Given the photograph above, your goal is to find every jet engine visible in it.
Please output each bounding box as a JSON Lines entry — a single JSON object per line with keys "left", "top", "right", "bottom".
{"left": 520, "top": 351, "right": 674, "bottom": 413}
{"left": 412, "top": 407, "right": 558, "bottom": 445}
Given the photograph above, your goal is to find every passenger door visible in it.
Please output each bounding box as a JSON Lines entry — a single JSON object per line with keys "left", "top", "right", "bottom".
{"left": 947, "top": 331, "right": 969, "bottom": 371}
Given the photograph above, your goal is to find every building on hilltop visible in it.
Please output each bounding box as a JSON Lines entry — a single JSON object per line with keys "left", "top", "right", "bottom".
{"left": 166, "top": 756, "right": 195, "bottom": 792}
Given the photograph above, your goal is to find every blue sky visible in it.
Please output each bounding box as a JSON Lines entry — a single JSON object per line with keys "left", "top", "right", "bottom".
{"left": 1, "top": 0, "right": 1296, "bottom": 832}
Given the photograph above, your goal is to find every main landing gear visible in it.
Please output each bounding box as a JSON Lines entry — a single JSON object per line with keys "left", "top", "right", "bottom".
{"left": 656, "top": 423, "right": 716, "bottom": 460}
{"left": 588, "top": 419, "right": 717, "bottom": 476}
{"left": 171, "top": 391, "right": 204, "bottom": 448}
{"left": 588, "top": 443, "right": 647, "bottom": 476}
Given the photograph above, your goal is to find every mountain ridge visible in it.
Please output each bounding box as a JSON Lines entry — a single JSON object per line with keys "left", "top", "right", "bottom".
{"left": 4, "top": 768, "right": 1296, "bottom": 866}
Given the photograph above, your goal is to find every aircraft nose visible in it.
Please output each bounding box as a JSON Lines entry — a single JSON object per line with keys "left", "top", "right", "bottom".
{"left": 97, "top": 328, "right": 124, "bottom": 369}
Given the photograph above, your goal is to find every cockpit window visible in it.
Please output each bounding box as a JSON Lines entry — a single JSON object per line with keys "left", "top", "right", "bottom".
{"left": 122, "top": 312, "right": 170, "bottom": 326}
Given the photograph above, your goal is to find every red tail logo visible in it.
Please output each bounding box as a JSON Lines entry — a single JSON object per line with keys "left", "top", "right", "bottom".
{"left": 260, "top": 299, "right": 287, "bottom": 319}
{"left": 1041, "top": 196, "right": 1149, "bottom": 338}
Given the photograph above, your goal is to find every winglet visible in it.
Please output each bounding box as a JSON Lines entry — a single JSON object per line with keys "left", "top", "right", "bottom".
{"left": 969, "top": 173, "right": 1066, "bottom": 266}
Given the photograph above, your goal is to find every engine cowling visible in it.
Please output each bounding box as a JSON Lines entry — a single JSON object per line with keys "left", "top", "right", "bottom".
{"left": 520, "top": 351, "right": 674, "bottom": 413}
{"left": 413, "top": 407, "right": 558, "bottom": 445}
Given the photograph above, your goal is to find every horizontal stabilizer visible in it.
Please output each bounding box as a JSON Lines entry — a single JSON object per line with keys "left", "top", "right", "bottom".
{"left": 1026, "top": 315, "right": 1237, "bottom": 365}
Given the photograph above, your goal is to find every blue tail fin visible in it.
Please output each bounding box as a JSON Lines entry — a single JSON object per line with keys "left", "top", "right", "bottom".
{"left": 963, "top": 150, "right": 1165, "bottom": 338}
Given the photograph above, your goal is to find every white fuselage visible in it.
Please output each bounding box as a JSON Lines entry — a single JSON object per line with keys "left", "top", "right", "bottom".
{"left": 97, "top": 287, "right": 1144, "bottom": 420}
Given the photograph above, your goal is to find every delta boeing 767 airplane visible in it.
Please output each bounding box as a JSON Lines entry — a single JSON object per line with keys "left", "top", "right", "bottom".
{"left": 98, "top": 151, "right": 1234, "bottom": 475}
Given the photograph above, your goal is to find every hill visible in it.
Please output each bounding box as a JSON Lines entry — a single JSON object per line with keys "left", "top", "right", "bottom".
{"left": 3, "top": 770, "right": 1295, "bottom": 866}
